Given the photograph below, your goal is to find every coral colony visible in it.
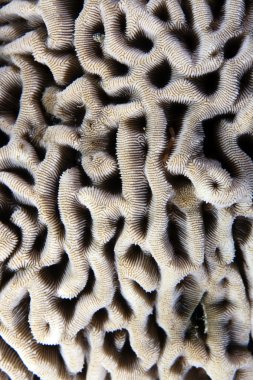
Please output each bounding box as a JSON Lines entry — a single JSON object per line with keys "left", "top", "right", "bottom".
{"left": 0, "top": 0, "right": 253, "bottom": 379}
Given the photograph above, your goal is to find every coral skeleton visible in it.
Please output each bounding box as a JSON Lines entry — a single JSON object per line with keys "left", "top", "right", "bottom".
{"left": 0, "top": 0, "right": 253, "bottom": 379}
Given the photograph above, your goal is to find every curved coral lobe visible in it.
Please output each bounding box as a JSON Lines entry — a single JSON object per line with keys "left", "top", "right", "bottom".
{"left": 0, "top": 0, "right": 253, "bottom": 379}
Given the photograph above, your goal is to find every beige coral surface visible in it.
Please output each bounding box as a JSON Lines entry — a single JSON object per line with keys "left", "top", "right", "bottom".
{"left": 0, "top": 0, "right": 253, "bottom": 379}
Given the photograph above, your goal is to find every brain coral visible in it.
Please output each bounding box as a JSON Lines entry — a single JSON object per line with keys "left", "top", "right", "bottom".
{"left": 0, "top": 0, "right": 253, "bottom": 379}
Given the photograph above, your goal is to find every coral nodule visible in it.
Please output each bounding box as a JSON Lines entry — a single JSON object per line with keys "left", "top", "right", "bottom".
{"left": 0, "top": 0, "right": 253, "bottom": 379}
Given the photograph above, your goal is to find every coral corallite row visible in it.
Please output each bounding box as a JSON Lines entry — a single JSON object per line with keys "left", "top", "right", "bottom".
{"left": 0, "top": 0, "right": 253, "bottom": 379}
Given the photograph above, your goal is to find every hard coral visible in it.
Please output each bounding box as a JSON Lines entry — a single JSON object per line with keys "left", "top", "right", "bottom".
{"left": 0, "top": 0, "right": 253, "bottom": 379}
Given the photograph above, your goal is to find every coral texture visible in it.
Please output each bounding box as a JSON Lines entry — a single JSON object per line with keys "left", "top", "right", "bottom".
{"left": 0, "top": 0, "right": 253, "bottom": 379}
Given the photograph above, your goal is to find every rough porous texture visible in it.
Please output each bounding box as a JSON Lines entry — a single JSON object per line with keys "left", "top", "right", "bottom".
{"left": 0, "top": 0, "right": 253, "bottom": 379}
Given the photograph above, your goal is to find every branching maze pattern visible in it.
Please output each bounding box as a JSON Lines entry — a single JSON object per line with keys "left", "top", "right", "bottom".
{"left": 0, "top": 0, "right": 253, "bottom": 379}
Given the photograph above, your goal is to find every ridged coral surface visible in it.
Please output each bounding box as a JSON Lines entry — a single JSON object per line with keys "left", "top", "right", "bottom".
{"left": 0, "top": 0, "right": 253, "bottom": 379}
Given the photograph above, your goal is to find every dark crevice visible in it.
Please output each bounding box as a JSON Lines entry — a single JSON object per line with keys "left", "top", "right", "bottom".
{"left": 90, "top": 307, "right": 108, "bottom": 330}
{"left": 103, "top": 217, "right": 124, "bottom": 266}
{"left": 226, "top": 342, "right": 249, "bottom": 364}
{"left": 0, "top": 263, "right": 15, "bottom": 292}
{"left": 201, "top": 202, "right": 217, "bottom": 235}
{"left": 184, "top": 301, "right": 207, "bottom": 340}
{"left": 184, "top": 366, "right": 211, "bottom": 380}
{"left": 171, "top": 27, "right": 199, "bottom": 53}
{"left": 148, "top": 60, "right": 171, "bottom": 88}
{"left": 96, "top": 86, "right": 132, "bottom": 106}
{"left": 112, "top": 289, "right": 133, "bottom": 320}
{"left": 0, "top": 129, "right": 9, "bottom": 148}
{"left": 39, "top": 251, "right": 69, "bottom": 290}
{"left": 232, "top": 218, "right": 251, "bottom": 301}
{"left": 91, "top": 22, "right": 105, "bottom": 59}
{"left": 162, "top": 102, "right": 188, "bottom": 138}
{"left": 202, "top": 114, "right": 238, "bottom": 177}
{"left": 191, "top": 70, "right": 219, "bottom": 95}
{"left": 68, "top": 0, "right": 84, "bottom": 19}
{"left": 108, "top": 58, "right": 129, "bottom": 76}
{"left": 125, "top": 245, "right": 160, "bottom": 283}
{"left": 125, "top": 115, "right": 147, "bottom": 133}
{"left": 83, "top": 267, "right": 96, "bottom": 294}
{"left": 148, "top": 364, "right": 158, "bottom": 379}
{"left": 180, "top": 0, "right": 194, "bottom": 26}
{"left": 31, "top": 226, "right": 48, "bottom": 260}
{"left": 207, "top": 0, "right": 226, "bottom": 31}
{"left": 153, "top": 3, "right": 170, "bottom": 22}
{"left": 55, "top": 297, "right": 78, "bottom": 322}
{"left": 167, "top": 204, "right": 190, "bottom": 267}
{"left": 238, "top": 68, "right": 252, "bottom": 97}
{"left": 0, "top": 81, "right": 22, "bottom": 120}
{"left": 103, "top": 330, "right": 138, "bottom": 369}
{"left": 132, "top": 280, "right": 156, "bottom": 305}
{"left": 146, "top": 309, "right": 167, "bottom": 352}
{"left": 12, "top": 293, "right": 30, "bottom": 327}
{"left": 3, "top": 167, "right": 35, "bottom": 185}
{"left": 78, "top": 206, "right": 93, "bottom": 249}
{"left": 100, "top": 174, "right": 122, "bottom": 195}
{"left": 106, "top": 129, "right": 117, "bottom": 159}
{"left": 174, "top": 275, "right": 200, "bottom": 318}
{"left": 171, "top": 356, "right": 186, "bottom": 374}
{"left": 60, "top": 103, "right": 86, "bottom": 126}
{"left": 127, "top": 31, "right": 153, "bottom": 53}
{"left": 118, "top": 12, "right": 127, "bottom": 34}
{"left": 238, "top": 133, "right": 253, "bottom": 160}
{"left": 247, "top": 333, "right": 253, "bottom": 355}
{"left": 224, "top": 35, "right": 244, "bottom": 59}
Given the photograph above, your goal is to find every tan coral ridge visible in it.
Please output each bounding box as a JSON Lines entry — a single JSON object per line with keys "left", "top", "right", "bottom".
{"left": 0, "top": 0, "right": 253, "bottom": 379}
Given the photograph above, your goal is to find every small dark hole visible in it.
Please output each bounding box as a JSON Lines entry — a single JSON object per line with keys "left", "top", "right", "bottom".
{"left": 171, "top": 27, "right": 199, "bottom": 53}
{"left": 148, "top": 60, "right": 171, "bottom": 88}
{"left": 127, "top": 31, "right": 153, "bottom": 53}
{"left": 153, "top": 3, "right": 170, "bottom": 22}
{"left": 191, "top": 70, "right": 219, "bottom": 96}
{"left": 224, "top": 35, "right": 244, "bottom": 59}
{"left": 0, "top": 129, "right": 9, "bottom": 148}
